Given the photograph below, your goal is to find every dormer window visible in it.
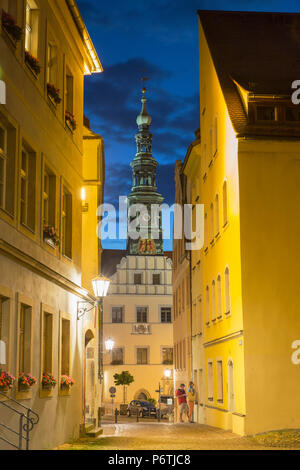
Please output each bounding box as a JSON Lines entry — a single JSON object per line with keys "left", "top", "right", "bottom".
{"left": 286, "top": 107, "right": 300, "bottom": 122}
{"left": 256, "top": 106, "right": 275, "bottom": 121}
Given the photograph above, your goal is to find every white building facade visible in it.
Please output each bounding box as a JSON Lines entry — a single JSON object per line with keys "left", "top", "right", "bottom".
{"left": 102, "top": 253, "right": 173, "bottom": 410}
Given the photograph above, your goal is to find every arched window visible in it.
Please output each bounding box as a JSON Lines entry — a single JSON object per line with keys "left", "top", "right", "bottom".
{"left": 215, "top": 194, "right": 220, "bottom": 235}
{"left": 205, "top": 285, "right": 210, "bottom": 325}
{"left": 210, "top": 203, "right": 214, "bottom": 242}
{"left": 217, "top": 275, "right": 222, "bottom": 319}
{"left": 212, "top": 280, "right": 216, "bottom": 322}
{"left": 223, "top": 181, "right": 228, "bottom": 226}
{"left": 225, "top": 267, "right": 231, "bottom": 315}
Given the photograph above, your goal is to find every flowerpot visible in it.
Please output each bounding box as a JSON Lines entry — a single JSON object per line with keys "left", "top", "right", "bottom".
{"left": 19, "top": 385, "right": 30, "bottom": 392}
{"left": 42, "top": 384, "right": 53, "bottom": 391}
{"left": 61, "top": 384, "right": 71, "bottom": 391}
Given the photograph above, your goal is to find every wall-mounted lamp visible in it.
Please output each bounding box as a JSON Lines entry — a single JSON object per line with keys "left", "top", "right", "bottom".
{"left": 105, "top": 338, "right": 115, "bottom": 351}
{"left": 77, "top": 274, "right": 110, "bottom": 320}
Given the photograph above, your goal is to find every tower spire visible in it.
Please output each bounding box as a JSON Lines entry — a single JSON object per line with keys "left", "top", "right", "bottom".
{"left": 126, "top": 81, "right": 164, "bottom": 256}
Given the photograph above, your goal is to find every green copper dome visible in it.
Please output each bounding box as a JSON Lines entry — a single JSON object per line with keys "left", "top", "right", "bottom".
{"left": 136, "top": 88, "right": 152, "bottom": 129}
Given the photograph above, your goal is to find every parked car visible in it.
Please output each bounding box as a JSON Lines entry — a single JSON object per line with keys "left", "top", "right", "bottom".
{"left": 127, "top": 400, "right": 157, "bottom": 418}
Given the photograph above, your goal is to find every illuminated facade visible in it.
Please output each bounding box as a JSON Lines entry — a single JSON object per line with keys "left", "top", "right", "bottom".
{"left": 102, "top": 90, "right": 173, "bottom": 410}
{"left": 180, "top": 10, "right": 300, "bottom": 436}
{"left": 0, "top": 0, "right": 103, "bottom": 449}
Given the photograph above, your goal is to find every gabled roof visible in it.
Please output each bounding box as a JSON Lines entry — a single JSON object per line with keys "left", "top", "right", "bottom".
{"left": 198, "top": 10, "right": 300, "bottom": 137}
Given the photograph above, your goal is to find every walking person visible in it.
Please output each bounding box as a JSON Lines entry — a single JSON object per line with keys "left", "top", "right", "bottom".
{"left": 187, "top": 381, "right": 196, "bottom": 423}
{"left": 176, "top": 383, "right": 188, "bottom": 423}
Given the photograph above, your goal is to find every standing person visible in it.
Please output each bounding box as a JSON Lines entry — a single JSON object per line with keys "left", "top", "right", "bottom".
{"left": 176, "top": 384, "right": 188, "bottom": 423}
{"left": 187, "top": 381, "right": 196, "bottom": 423}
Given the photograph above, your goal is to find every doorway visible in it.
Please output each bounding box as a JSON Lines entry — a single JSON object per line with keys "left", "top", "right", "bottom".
{"left": 84, "top": 330, "right": 95, "bottom": 425}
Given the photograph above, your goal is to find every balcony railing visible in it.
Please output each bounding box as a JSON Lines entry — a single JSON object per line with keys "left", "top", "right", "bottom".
{"left": 132, "top": 323, "right": 152, "bottom": 335}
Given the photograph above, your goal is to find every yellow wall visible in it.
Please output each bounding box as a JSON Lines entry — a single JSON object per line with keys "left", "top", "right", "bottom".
{"left": 239, "top": 139, "right": 300, "bottom": 435}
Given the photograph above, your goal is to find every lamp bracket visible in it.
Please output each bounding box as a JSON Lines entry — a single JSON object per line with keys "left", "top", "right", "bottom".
{"left": 77, "top": 301, "right": 95, "bottom": 320}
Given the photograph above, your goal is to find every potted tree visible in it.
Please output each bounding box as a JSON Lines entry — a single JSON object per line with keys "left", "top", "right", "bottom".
{"left": 113, "top": 370, "right": 134, "bottom": 415}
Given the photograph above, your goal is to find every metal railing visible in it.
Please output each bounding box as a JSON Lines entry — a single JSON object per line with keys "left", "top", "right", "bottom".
{"left": 0, "top": 391, "right": 39, "bottom": 450}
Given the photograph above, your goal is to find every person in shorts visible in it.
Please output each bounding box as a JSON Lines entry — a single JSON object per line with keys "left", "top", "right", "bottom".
{"left": 176, "top": 383, "right": 188, "bottom": 423}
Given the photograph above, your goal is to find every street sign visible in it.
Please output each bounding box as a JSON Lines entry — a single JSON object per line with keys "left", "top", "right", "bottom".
{"left": 110, "top": 394, "right": 116, "bottom": 398}
{"left": 109, "top": 386, "right": 116, "bottom": 394}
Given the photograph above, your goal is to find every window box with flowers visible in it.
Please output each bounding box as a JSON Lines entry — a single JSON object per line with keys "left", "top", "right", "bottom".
{"left": 65, "top": 111, "right": 77, "bottom": 133}
{"left": 25, "top": 51, "right": 40, "bottom": 77}
{"left": 61, "top": 375, "right": 75, "bottom": 390}
{"left": 1, "top": 10, "right": 22, "bottom": 46}
{"left": 0, "top": 369, "right": 15, "bottom": 394}
{"left": 47, "top": 83, "right": 61, "bottom": 108}
{"left": 42, "top": 373, "right": 57, "bottom": 391}
{"left": 43, "top": 225, "right": 60, "bottom": 248}
{"left": 18, "top": 373, "right": 37, "bottom": 392}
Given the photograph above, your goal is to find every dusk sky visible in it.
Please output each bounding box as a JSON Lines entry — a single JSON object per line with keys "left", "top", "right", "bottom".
{"left": 77, "top": 0, "right": 300, "bottom": 250}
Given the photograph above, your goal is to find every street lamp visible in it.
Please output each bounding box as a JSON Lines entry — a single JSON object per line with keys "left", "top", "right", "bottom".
{"left": 105, "top": 338, "right": 115, "bottom": 351}
{"left": 164, "top": 369, "right": 172, "bottom": 379}
{"left": 77, "top": 274, "right": 111, "bottom": 384}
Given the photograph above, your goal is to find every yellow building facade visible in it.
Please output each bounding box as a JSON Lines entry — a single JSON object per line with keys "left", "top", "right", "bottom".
{"left": 0, "top": 0, "right": 104, "bottom": 449}
{"left": 181, "top": 10, "right": 300, "bottom": 436}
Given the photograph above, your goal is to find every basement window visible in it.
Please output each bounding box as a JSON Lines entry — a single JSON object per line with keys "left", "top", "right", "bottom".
{"left": 285, "top": 107, "right": 300, "bottom": 122}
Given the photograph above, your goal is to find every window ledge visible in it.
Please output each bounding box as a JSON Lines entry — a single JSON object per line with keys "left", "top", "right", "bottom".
{"left": 1, "top": 27, "right": 17, "bottom": 51}
{"left": 25, "top": 61, "right": 39, "bottom": 80}
{"left": 223, "top": 221, "right": 229, "bottom": 230}
{"left": 208, "top": 398, "right": 213, "bottom": 402}
{"left": 225, "top": 310, "right": 231, "bottom": 316}
{"left": 208, "top": 159, "right": 213, "bottom": 168}
{"left": 204, "top": 247, "right": 208, "bottom": 254}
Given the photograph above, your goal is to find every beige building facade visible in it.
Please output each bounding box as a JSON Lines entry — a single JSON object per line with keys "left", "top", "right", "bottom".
{"left": 102, "top": 252, "right": 173, "bottom": 411}
{"left": 0, "top": 0, "right": 104, "bottom": 449}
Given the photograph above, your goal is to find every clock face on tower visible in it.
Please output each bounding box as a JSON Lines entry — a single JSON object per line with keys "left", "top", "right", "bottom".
{"left": 138, "top": 239, "right": 156, "bottom": 255}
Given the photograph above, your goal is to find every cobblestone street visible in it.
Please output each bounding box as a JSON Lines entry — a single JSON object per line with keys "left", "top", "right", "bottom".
{"left": 57, "top": 422, "right": 295, "bottom": 450}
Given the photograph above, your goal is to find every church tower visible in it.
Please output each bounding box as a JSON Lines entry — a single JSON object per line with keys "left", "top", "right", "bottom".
{"left": 127, "top": 85, "right": 164, "bottom": 255}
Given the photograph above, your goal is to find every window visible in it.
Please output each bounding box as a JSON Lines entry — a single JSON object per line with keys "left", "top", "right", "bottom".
{"left": 65, "top": 67, "right": 74, "bottom": 114}
{"left": 60, "top": 317, "right": 70, "bottom": 376}
{"left": 0, "top": 117, "right": 16, "bottom": 216}
{"left": 205, "top": 285, "right": 210, "bottom": 325}
{"left": 0, "top": 124, "right": 7, "bottom": 210}
{"left": 42, "top": 309, "right": 53, "bottom": 375}
{"left": 18, "top": 304, "right": 32, "bottom": 375}
{"left": 198, "top": 369, "right": 203, "bottom": 404}
{"left": 214, "top": 116, "right": 218, "bottom": 155}
{"left": 134, "top": 273, "right": 142, "bottom": 285}
{"left": 210, "top": 203, "right": 214, "bottom": 242}
{"left": 162, "top": 347, "right": 173, "bottom": 365}
{"left": 286, "top": 107, "right": 300, "bottom": 121}
{"left": 225, "top": 267, "right": 231, "bottom": 315}
{"left": 136, "top": 307, "right": 148, "bottom": 323}
{"left": 111, "top": 348, "right": 124, "bottom": 365}
{"left": 161, "top": 307, "right": 172, "bottom": 323}
{"left": 203, "top": 143, "right": 207, "bottom": 178}
{"left": 0, "top": 295, "right": 10, "bottom": 371}
{"left": 217, "top": 360, "right": 224, "bottom": 403}
{"left": 223, "top": 181, "right": 228, "bottom": 226}
{"left": 2, "top": 0, "right": 17, "bottom": 17}
{"left": 209, "top": 128, "right": 213, "bottom": 164}
{"left": 256, "top": 106, "right": 275, "bottom": 121}
{"left": 207, "top": 361, "right": 213, "bottom": 401}
{"left": 43, "top": 166, "right": 56, "bottom": 228}
{"left": 204, "top": 212, "right": 208, "bottom": 250}
{"left": 217, "top": 275, "right": 222, "bottom": 319}
{"left": 137, "top": 348, "right": 148, "bottom": 364}
{"left": 47, "top": 42, "right": 58, "bottom": 86}
{"left": 20, "top": 144, "right": 36, "bottom": 231}
{"left": 25, "top": 1, "right": 39, "bottom": 58}
{"left": 212, "top": 280, "right": 216, "bottom": 322}
{"left": 62, "top": 186, "right": 72, "bottom": 259}
{"left": 152, "top": 273, "right": 160, "bottom": 285}
{"left": 183, "top": 339, "right": 186, "bottom": 370}
{"left": 112, "top": 306, "right": 123, "bottom": 323}
{"left": 215, "top": 194, "right": 220, "bottom": 235}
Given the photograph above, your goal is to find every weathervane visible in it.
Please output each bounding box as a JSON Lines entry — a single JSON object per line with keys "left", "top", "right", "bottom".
{"left": 141, "top": 76, "right": 149, "bottom": 94}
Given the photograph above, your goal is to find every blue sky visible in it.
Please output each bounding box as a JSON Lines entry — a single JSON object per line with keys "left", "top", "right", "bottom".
{"left": 77, "top": 0, "right": 300, "bottom": 250}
